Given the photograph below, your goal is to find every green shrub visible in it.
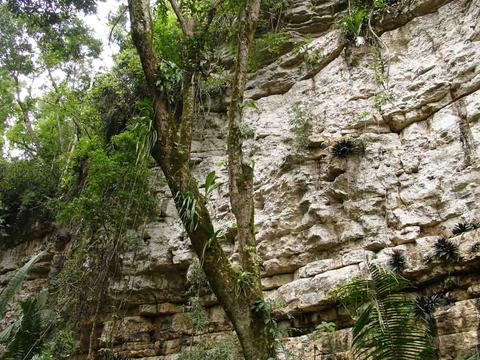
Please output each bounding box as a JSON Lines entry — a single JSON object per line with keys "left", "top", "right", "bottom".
{"left": 177, "top": 336, "right": 239, "bottom": 360}
{"left": 249, "top": 32, "right": 291, "bottom": 71}
{"left": 331, "top": 138, "right": 365, "bottom": 158}
{"left": 1, "top": 294, "right": 48, "bottom": 360}
{"left": 432, "top": 238, "right": 461, "bottom": 263}
{"left": 389, "top": 249, "right": 406, "bottom": 273}
{"left": 58, "top": 121, "right": 156, "bottom": 231}
{"left": 184, "top": 296, "right": 209, "bottom": 333}
{"left": 0, "top": 160, "right": 57, "bottom": 214}
{"left": 32, "top": 328, "right": 78, "bottom": 360}
{"left": 341, "top": 8, "right": 368, "bottom": 45}
{"left": 288, "top": 102, "right": 313, "bottom": 149}
{"left": 452, "top": 222, "right": 478, "bottom": 236}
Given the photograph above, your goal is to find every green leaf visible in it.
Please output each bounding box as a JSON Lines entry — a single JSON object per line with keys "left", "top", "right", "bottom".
{"left": 332, "top": 263, "right": 434, "bottom": 360}
{"left": 0, "top": 251, "right": 46, "bottom": 320}
{"left": 204, "top": 171, "right": 218, "bottom": 198}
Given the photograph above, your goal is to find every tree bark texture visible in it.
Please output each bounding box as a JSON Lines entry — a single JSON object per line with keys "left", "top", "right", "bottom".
{"left": 127, "top": 0, "right": 276, "bottom": 358}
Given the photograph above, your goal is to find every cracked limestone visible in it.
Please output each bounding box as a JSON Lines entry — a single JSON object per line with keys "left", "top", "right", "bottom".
{"left": 1, "top": 0, "right": 480, "bottom": 358}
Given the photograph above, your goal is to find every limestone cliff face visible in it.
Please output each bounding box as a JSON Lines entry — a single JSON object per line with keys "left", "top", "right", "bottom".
{"left": 1, "top": 0, "right": 480, "bottom": 358}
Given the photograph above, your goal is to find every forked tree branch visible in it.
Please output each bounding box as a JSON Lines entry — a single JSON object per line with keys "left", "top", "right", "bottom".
{"left": 167, "top": 0, "right": 192, "bottom": 36}
{"left": 128, "top": 0, "right": 175, "bottom": 160}
{"left": 128, "top": 0, "right": 276, "bottom": 357}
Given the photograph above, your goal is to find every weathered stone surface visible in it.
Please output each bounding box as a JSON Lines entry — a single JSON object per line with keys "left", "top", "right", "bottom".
{"left": 278, "top": 265, "right": 361, "bottom": 313}
{"left": 101, "top": 316, "right": 153, "bottom": 345}
{"left": 2, "top": 0, "right": 480, "bottom": 357}
{"left": 261, "top": 273, "right": 294, "bottom": 290}
{"left": 139, "top": 303, "right": 183, "bottom": 317}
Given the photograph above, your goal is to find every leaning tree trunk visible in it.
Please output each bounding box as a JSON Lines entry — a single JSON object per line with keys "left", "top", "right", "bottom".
{"left": 127, "top": 0, "right": 276, "bottom": 358}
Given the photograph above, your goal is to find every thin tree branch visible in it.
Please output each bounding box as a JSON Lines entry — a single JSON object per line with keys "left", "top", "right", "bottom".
{"left": 108, "top": 5, "right": 128, "bottom": 45}
{"left": 11, "top": 73, "right": 38, "bottom": 144}
{"left": 227, "top": 0, "right": 261, "bottom": 273}
{"left": 128, "top": 0, "right": 175, "bottom": 160}
{"left": 167, "top": 0, "right": 192, "bottom": 36}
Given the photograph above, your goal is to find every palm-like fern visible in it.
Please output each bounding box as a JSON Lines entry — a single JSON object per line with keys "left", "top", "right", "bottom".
{"left": 0, "top": 293, "right": 48, "bottom": 360}
{"left": 0, "top": 251, "right": 46, "bottom": 320}
{"left": 331, "top": 263, "right": 434, "bottom": 360}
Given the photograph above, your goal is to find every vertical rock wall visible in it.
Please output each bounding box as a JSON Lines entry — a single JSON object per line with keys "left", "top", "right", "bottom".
{"left": 1, "top": 0, "right": 480, "bottom": 358}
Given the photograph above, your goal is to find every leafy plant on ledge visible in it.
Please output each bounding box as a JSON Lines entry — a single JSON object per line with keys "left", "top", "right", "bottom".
{"left": 413, "top": 293, "right": 443, "bottom": 358}
{"left": 340, "top": 0, "right": 388, "bottom": 46}
{"left": 331, "top": 138, "right": 365, "bottom": 158}
{"left": 288, "top": 102, "right": 313, "bottom": 149}
{"left": 469, "top": 242, "right": 480, "bottom": 253}
{"left": 413, "top": 294, "right": 443, "bottom": 323}
{"left": 389, "top": 249, "right": 406, "bottom": 273}
{"left": 452, "top": 222, "right": 478, "bottom": 236}
{"left": 432, "top": 238, "right": 461, "bottom": 263}
{"left": 341, "top": 8, "right": 368, "bottom": 46}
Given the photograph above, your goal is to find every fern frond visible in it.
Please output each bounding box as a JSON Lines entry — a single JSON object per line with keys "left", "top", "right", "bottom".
{"left": 334, "top": 263, "right": 434, "bottom": 360}
{"left": 0, "top": 251, "right": 46, "bottom": 320}
{"left": 1, "top": 295, "right": 47, "bottom": 360}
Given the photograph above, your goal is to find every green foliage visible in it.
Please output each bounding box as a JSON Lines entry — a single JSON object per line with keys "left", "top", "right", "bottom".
{"left": 339, "top": 0, "right": 390, "bottom": 46}
{"left": 0, "top": 0, "right": 101, "bottom": 152}
{"left": 330, "top": 263, "right": 434, "bottom": 360}
{"left": 233, "top": 265, "right": 254, "bottom": 297}
{"left": 244, "top": 99, "right": 258, "bottom": 110}
{"left": 37, "top": 18, "right": 101, "bottom": 69}
{"left": 452, "top": 222, "right": 478, "bottom": 236}
{"left": 153, "top": 9, "right": 183, "bottom": 66}
{"left": 315, "top": 321, "right": 336, "bottom": 333}
{"left": 0, "top": 251, "right": 46, "bottom": 320}
{"left": 177, "top": 336, "right": 238, "bottom": 360}
{"left": 184, "top": 296, "right": 209, "bottom": 333}
{"left": 57, "top": 114, "right": 156, "bottom": 230}
{"left": 341, "top": 9, "right": 368, "bottom": 44}
{"left": 237, "top": 121, "right": 256, "bottom": 140}
{"left": 249, "top": 32, "right": 291, "bottom": 71}
{"left": 413, "top": 294, "right": 442, "bottom": 325}
{"left": 202, "top": 66, "right": 232, "bottom": 93}
{"left": 257, "top": 0, "right": 289, "bottom": 34}
{"left": 0, "top": 200, "right": 7, "bottom": 238}
{"left": 312, "top": 321, "right": 337, "bottom": 356}
{"left": 251, "top": 299, "right": 278, "bottom": 337}
{"left": 0, "top": 4, "right": 34, "bottom": 75}
{"left": 432, "top": 238, "right": 461, "bottom": 263}
{"left": 251, "top": 298, "right": 287, "bottom": 353}
{"left": 7, "top": 0, "right": 97, "bottom": 26}
{"left": 288, "top": 102, "right": 313, "bottom": 148}
{"left": 470, "top": 242, "right": 480, "bottom": 253}
{"left": 292, "top": 34, "right": 325, "bottom": 68}
{"left": 187, "top": 257, "right": 210, "bottom": 291}
{"left": 454, "top": 353, "right": 480, "bottom": 360}
{"left": 174, "top": 190, "right": 199, "bottom": 234}
{"left": 389, "top": 249, "right": 406, "bottom": 273}
{"left": 373, "top": 0, "right": 387, "bottom": 9}
{"left": 34, "top": 328, "right": 78, "bottom": 360}
{"left": 0, "top": 159, "right": 58, "bottom": 227}
{"left": 0, "top": 292, "right": 49, "bottom": 360}
{"left": 204, "top": 171, "right": 218, "bottom": 198}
